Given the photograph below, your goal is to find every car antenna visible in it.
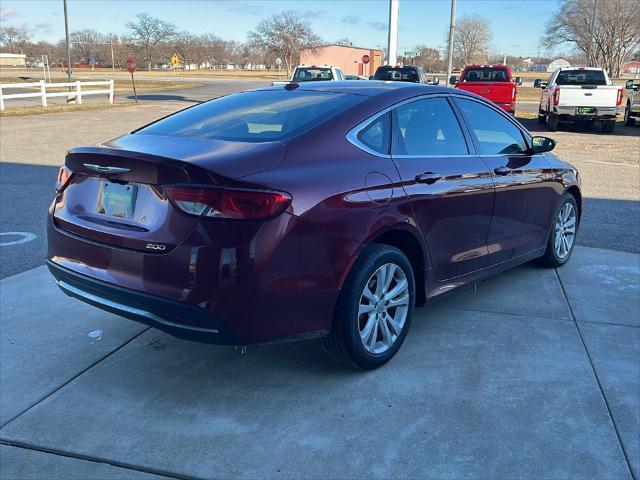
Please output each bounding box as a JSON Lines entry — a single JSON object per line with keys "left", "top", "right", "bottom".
{"left": 284, "top": 83, "right": 299, "bottom": 91}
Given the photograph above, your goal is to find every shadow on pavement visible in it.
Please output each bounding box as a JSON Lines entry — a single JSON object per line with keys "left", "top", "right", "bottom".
{"left": 519, "top": 117, "right": 640, "bottom": 137}
{"left": 126, "top": 94, "right": 196, "bottom": 102}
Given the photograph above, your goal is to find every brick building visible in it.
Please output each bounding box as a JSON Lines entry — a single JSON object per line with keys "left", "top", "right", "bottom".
{"left": 299, "top": 45, "right": 383, "bottom": 77}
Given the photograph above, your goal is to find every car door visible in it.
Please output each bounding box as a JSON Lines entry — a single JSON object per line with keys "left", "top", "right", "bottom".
{"left": 390, "top": 95, "right": 495, "bottom": 280}
{"left": 453, "top": 96, "right": 556, "bottom": 264}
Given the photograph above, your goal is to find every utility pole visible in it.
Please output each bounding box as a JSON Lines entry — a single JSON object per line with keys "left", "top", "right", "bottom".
{"left": 586, "top": 0, "right": 598, "bottom": 67}
{"left": 387, "top": 0, "right": 399, "bottom": 66}
{"left": 446, "top": 0, "right": 456, "bottom": 85}
{"left": 110, "top": 38, "right": 115, "bottom": 71}
{"left": 63, "top": 0, "right": 72, "bottom": 84}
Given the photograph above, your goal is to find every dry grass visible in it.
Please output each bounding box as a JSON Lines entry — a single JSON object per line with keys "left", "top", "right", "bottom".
{"left": 0, "top": 101, "right": 140, "bottom": 118}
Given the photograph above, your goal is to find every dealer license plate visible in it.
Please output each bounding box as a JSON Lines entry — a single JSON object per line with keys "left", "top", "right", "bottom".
{"left": 97, "top": 181, "right": 138, "bottom": 219}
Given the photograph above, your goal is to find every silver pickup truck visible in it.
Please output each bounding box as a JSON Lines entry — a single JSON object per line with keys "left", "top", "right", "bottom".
{"left": 624, "top": 79, "right": 640, "bottom": 126}
{"left": 536, "top": 67, "right": 623, "bottom": 133}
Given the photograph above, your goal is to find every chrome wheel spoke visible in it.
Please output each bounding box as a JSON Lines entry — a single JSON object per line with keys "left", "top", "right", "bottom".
{"left": 554, "top": 202, "right": 576, "bottom": 260}
{"left": 358, "top": 262, "right": 409, "bottom": 354}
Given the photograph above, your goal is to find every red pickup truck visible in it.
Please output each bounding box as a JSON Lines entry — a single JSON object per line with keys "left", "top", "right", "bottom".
{"left": 451, "top": 65, "right": 521, "bottom": 114}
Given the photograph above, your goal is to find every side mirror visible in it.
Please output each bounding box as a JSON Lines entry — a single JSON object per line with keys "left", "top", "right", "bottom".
{"left": 432, "top": 76, "right": 439, "bottom": 85}
{"left": 625, "top": 79, "right": 635, "bottom": 90}
{"left": 515, "top": 76, "right": 523, "bottom": 86}
{"left": 533, "top": 79, "right": 542, "bottom": 88}
{"left": 449, "top": 75, "right": 457, "bottom": 85}
{"left": 531, "top": 136, "right": 556, "bottom": 154}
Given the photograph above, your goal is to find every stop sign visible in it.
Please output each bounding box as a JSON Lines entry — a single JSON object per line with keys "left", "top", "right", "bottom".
{"left": 126, "top": 57, "right": 136, "bottom": 74}
{"left": 362, "top": 54, "right": 370, "bottom": 64}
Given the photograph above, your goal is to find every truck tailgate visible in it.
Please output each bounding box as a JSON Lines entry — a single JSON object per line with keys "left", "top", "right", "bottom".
{"left": 557, "top": 85, "right": 618, "bottom": 107}
{"left": 456, "top": 83, "right": 515, "bottom": 104}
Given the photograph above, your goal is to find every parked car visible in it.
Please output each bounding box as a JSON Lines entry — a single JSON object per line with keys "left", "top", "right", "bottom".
{"left": 372, "top": 65, "right": 429, "bottom": 83}
{"left": 291, "top": 64, "right": 345, "bottom": 82}
{"left": 345, "top": 74, "right": 368, "bottom": 80}
{"left": 536, "top": 67, "right": 623, "bottom": 133}
{"left": 47, "top": 81, "right": 581, "bottom": 369}
{"left": 624, "top": 79, "right": 640, "bottom": 126}
{"left": 452, "top": 65, "right": 521, "bottom": 114}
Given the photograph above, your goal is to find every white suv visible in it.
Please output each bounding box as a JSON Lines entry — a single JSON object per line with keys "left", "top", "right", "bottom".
{"left": 290, "top": 65, "right": 346, "bottom": 82}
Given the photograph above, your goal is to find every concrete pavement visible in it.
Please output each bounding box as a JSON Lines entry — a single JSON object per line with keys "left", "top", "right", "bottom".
{"left": 1, "top": 246, "right": 638, "bottom": 479}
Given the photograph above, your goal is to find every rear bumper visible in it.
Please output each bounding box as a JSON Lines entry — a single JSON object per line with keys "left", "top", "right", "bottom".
{"left": 48, "top": 259, "right": 239, "bottom": 344}
{"left": 554, "top": 105, "right": 619, "bottom": 119}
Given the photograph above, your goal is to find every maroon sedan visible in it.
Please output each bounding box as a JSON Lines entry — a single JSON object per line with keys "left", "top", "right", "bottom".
{"left": 47, "top": 81, "right": 581, "bottom": 369}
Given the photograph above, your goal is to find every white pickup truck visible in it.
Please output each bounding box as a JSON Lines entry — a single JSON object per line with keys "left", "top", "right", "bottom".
{"left": 536, "top": 67, "right": 623, "bottom": 133}
{"left": 272, "top": 65, "right": 346, "bottom": 85}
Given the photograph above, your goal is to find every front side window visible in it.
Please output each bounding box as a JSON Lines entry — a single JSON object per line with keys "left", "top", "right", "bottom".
{"left": 455, "top": 98, "right": 528, "bottom": 155}
{"left": 357, "top": 112, "right": 390, "bottom": 154}
{"left": 136, "top": 90, "right": 365, "bottom": 142}
{"left": 392, "top": 97, "right": 468, "bottom": 156}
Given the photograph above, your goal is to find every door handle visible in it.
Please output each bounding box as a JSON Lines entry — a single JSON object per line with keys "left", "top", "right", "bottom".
{"left": 415, "top": 172, "right": 442, "bottom": 185}
{"left": 493, "top": 166, "right": 511, "bottom": 176}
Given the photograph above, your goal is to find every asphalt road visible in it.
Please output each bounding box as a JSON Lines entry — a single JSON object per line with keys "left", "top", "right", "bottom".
{"left": 1, "top": 81, "right": 638, "bottom": 279}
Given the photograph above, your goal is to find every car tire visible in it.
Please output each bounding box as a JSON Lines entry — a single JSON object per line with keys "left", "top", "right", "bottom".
{"left": 547, "top": 112, "right": 559, "bottom": 131}
{"left": 537, "top": 192, "right": 579, "bottom": 268}
{"left": 323, "top": 244, "right": 415, "bottom": 370}
{"left": 624, "top": 103, "right": 636, "bottom": 126}
{"left": 601, "top": 119, "right": 616, "bottom": 133}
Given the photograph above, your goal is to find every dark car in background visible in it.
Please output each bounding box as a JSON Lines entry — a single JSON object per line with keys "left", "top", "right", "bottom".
{"left": 372, "top": 65, "right": 429, "bottom": 83}
{"left": 48, "top": 81, "right": 581, "bottom": 369}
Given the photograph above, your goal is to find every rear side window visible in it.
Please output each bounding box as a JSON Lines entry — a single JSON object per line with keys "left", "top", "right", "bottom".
{"left": 556, "top": 70, "right": 607, "bottom": 86}
{"left": 392, "top": 97, "right": 468, "bottom": 156}
{"left": 462, "top": 68, "right": 510, "bottom": 82}
{"left": 357, "top": 112, "right": 390, "bottom": 154}
{"left": 456, "top": 98, "right": 528, "bottom": 155}
{"left": 136, "top": 91, "right": 365, "bottom": 142}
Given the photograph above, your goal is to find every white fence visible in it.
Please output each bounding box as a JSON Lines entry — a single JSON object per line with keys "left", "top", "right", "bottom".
{"left": 0, "top": 79, "right": 114, "bottom": 111}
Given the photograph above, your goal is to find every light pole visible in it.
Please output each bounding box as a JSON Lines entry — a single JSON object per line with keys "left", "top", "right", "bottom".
{"left": 446, "top": 0, "right": 456, "bottom": 85}
{"left": 63, "top": 0, "right": 72, "bottom": 84}
{"left": 387, "top": 0, "right": 399, "bottom": 66}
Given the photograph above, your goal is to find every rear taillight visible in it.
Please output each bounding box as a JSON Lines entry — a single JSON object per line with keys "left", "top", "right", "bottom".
{"left": 166, "top": 187, "right": 291, "bottom": 220}
{"left": 616, "top": 88, "right": 623, "bottom": 106}
{"left": 553, "top": 88, "right": 560, "bottom": 106}
{"left": 56, "top": 165, "right": 73, "bottom": 192}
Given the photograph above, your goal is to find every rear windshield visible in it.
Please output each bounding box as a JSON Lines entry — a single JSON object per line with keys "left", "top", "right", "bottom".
{"left": 292, "top": 68, "right": 333, "bottom": 82}
{"left": 135, "top": 90, "right": 364, "bottom": 142}
{"left": 556, "top": 70, "right": 607, "bottom": 86}
{"left": 462, "top": 68, "right": 510, "bottom": 82}
{"left": 374, "top": 67, "right": 419, "bottom": 82}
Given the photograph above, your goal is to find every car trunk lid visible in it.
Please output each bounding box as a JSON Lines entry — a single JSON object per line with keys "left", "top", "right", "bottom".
{"left": 53, "top": 135, "right": 286, "bottom": 253}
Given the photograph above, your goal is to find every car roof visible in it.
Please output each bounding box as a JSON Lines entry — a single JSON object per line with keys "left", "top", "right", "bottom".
{"left": 255, "top": 80, "right": 457, "bottom": 98}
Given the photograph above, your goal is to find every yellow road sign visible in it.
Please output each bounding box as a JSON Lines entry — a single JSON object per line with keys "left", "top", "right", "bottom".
{"left": 171, "top": 54, "right": 181, "bottom": 66}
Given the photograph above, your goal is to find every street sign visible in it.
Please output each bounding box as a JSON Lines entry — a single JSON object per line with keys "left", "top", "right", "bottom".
{"left": 125, "top": 57, "right": 136, "bottom": 74}
{"left": 362, "top": 54, "right": 370, "bottom": 64}
{"left": 171, "top": 54, "right": 181, "bottom": 66}
{"left": 404, "top": 51, "right": 417, "bottom": 57}
{"left": 125, "top": 57, "right": 137, "bottom": 103}
{"left": 275, "top": 57, "right": 282, "bottom": 66}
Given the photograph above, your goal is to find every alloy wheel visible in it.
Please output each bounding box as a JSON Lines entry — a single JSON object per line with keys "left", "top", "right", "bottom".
{"left": 357, "top": 263, "right": 409, "bottom": 354}
{"left": 554, "top": 202, "right": 576, "bottom": 260}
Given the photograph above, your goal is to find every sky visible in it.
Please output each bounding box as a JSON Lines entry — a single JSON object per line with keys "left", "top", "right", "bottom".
{"left": 0, "top": 0, "right": 560, "bottom": 57}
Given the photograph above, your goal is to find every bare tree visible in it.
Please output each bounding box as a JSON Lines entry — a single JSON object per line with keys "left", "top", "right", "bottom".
{"left": 414, "top": 46, "right": 443, "bottom": 72}
{"left": 446, "top": 15, "right": 492, "bottom": 67}
{"left": 126, "top": 13, "right": 176, "bottom": 70}
{"left": 0, "top": 26, "right": 32, "bottom": 54}
{"left": 247, "top": 11, "right": 322, "bottom": 75}
{"left": 544, "top": 0, "right": 639, "bottom": 77}
{"left": 70, "top": 29, "right": 105, "bottom": 64}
